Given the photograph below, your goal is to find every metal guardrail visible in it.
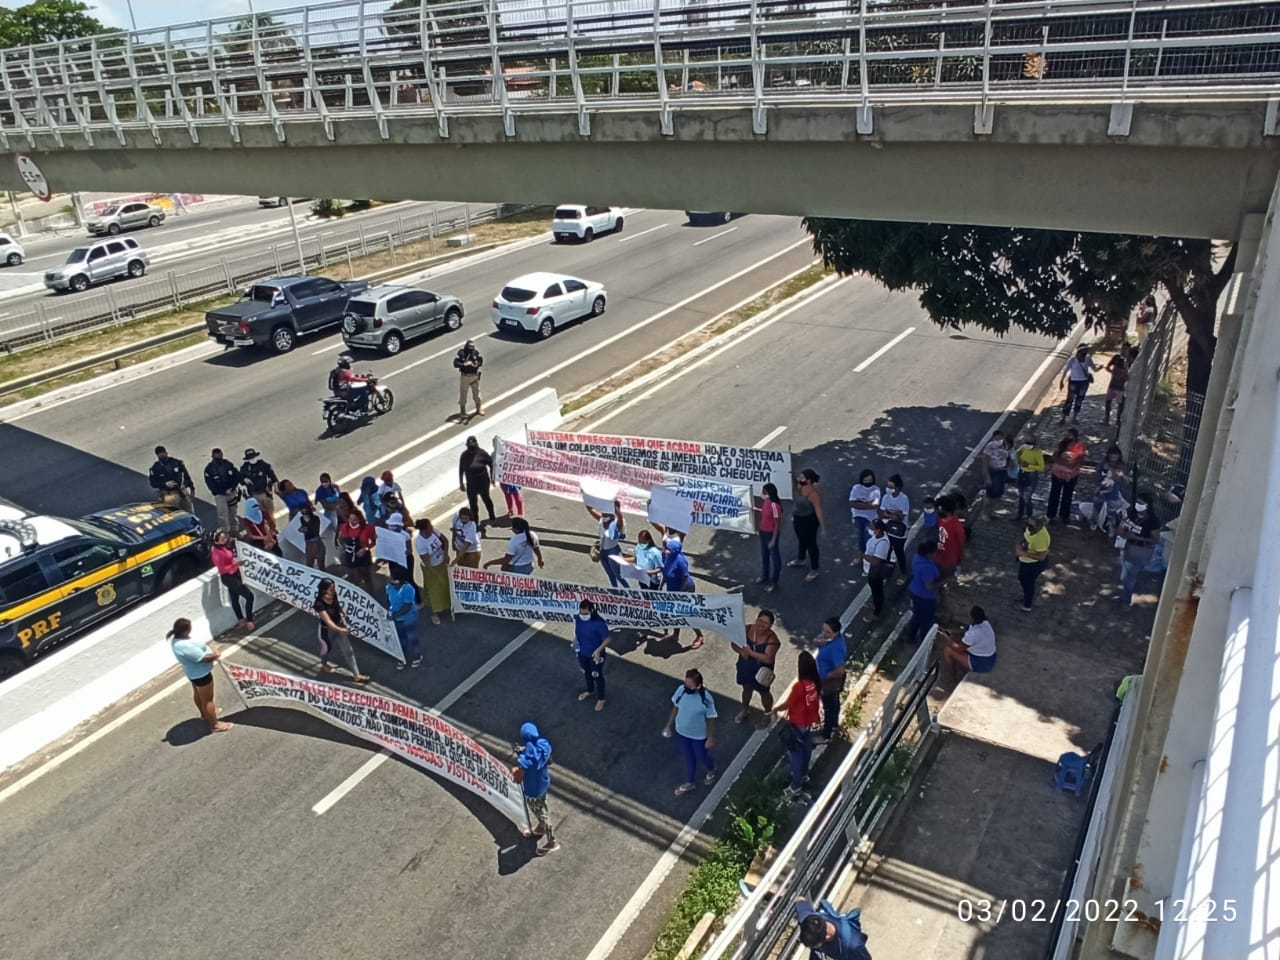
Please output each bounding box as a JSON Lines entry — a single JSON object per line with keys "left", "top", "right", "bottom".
{"left": 0, "top": 0, "right": 1277, "bottom": 149}
{"left": 702, "top": 626, "right": 941, "bottom": 960}
{"left": 0, "top": 202, "right": 522, "bottom": 352}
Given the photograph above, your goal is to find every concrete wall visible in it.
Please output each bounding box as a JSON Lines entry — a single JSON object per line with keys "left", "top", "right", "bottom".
{"left": 2, "top": 102, "right": 1275, "bottom": 238}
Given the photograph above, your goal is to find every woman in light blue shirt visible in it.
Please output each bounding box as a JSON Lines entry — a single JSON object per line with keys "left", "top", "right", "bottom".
{"left": 663, "top": 669, "right": 717, "bottom": 796}
{"left": 168, "top": 617, "right": 232, "bottom": 733}
{"left": 628, "top": 528, "right": 664, "bottom": 590}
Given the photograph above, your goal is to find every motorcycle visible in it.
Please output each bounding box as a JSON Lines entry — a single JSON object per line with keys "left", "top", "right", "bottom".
{"left": 321, "top": 374, "right": 394, "bottom": 432}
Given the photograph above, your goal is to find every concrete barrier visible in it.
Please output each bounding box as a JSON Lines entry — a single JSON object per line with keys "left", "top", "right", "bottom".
{"left": 0, "top": 386, "right": 565, "bottom": 777}
{"left": 396, "top": 386, "right": 563, "bottom": 519}
{"left": 0, "top": 570, "right": 238, "bottom": 775}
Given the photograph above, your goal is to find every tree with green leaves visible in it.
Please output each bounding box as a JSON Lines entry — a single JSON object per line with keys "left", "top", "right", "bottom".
{"left": 802, "top": 219, "right": 1235, "bottom": 402}
{"left": 0, "top": 0, "right": 104, "bottom": 48}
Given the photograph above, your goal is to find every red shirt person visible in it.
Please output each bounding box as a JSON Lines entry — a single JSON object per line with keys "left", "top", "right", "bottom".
{"left": 935, "top": 494, "right": 966, "bottom": 579}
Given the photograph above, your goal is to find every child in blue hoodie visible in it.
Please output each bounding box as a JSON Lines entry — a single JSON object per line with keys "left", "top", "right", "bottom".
{"left": 514, "top": 721, "right": 559, "bottom": 856}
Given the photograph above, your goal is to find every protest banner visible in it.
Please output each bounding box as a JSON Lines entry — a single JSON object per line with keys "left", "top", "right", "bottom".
{"left": 647, "top": 484, "right": 693, "bottom": 532}
{"left": 219, "top": 662, "right": 525, "bottom": 825}
{"left": 495, "top": 439, "right": 753, "bottom": 532}
{"left": 237, "top": 543, "right": 404, "bottom": 662}
{"left": 281, "top": 512, "right": 332, "bottom": 554}
{"left": 449, "top": 566, "right": 747, "bottom": 642}
{"left": 528, "top": 429, "right": 792, "bottom": 497}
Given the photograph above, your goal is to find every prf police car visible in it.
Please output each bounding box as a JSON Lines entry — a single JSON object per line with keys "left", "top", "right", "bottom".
{"left": 0, "top": 502, "right": 205, "bottom": 680}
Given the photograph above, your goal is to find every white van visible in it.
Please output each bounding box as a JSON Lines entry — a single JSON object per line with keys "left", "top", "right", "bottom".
{"left": 0, "top": 231, "right": 25, "bottom": 266}
{"left": 551, "top": 204, "right": 623, "bottom": 243}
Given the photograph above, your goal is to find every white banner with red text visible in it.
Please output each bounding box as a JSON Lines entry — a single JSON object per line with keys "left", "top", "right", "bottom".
{"left": 219, "top": 663, "right": 525, "bottom": 825}
{"left": 494, "top": 438, "right": 754, "bottom": 532}
{"left": 527, "top": 429, "right": 792, "bottom": 498}
{"left": 449, "top": 566, "right": 747, "bottom": 642}
{"left": 236, "top": 543, "right": 404, "bottom": 662}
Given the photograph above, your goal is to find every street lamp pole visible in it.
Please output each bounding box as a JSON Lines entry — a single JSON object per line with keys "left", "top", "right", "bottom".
{"left": 285, "top": 198, "right": 307, "bottom": 273}
{"left": 125, "top": 0, "right": 137, "bottom": 31}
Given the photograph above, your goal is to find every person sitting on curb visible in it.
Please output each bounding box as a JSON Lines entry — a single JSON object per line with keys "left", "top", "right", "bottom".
{"left": 941, "top": 605, "right": 997, "bottom": 679}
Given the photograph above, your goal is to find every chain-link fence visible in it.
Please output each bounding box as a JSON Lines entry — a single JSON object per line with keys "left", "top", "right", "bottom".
{"left": 0, "top": 202, "right": 531, "bottom": 353}
{"left": 1120, "top": 302, "right": 1200, "bottom": 519}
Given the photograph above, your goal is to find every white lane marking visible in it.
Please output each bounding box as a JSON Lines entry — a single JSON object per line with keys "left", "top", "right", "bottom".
{"left": 833, "top": 322, "right": 1083, "bottom": 629}
{"left": 0, "top": 607, "right": 295, "bottom": 805}
{"left": 852, "top": 327, "right": 915, "bottom": 373}
{"left": 583, "top": 726, "right": 772, "bottom": 960}
{"left": 756, "top": 425, "right": 787, "bottom": 448}
{"left": 336, "top": 237, "right": 812, "bottom": 489}
{"left": 584, "top": 278, "right": 848, "bottom": 432}
{"left": 692, "top": 226, "right": 737, "bottom": 247}
{"left": 617, "top": 223, "right": 667, "bottom": 244}
{"left": 312, "top": 622, "right": 544, "bottom": 815}
{"left": 382, "top": 333, "right": 494, "bottom": 381}
{"left": 311, "top": 342, "right": 338, "bottom": 356}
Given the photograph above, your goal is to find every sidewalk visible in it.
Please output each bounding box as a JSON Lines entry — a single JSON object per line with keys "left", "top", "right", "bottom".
{"left": 838, "top": 354, "right": 1155, "bottom": 959}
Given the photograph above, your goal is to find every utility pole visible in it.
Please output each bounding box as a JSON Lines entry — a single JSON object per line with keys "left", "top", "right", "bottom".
{"left": 285, "top": 198, "right": 306, "bottom": 273}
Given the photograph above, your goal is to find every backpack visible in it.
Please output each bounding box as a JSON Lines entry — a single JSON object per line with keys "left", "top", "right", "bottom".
{"left": 328, "top": 368, "right": 340, "bottom": 392}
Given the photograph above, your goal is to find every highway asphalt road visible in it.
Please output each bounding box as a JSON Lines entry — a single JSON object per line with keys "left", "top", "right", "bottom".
{"left": 0, "top": 198, "right": 485, "bottom": 332}
{"left": 0, "top": 275, "right": 1063, "bottom": 960}
{"left": 0, "top": 209, "right": 815, "bottom": 521}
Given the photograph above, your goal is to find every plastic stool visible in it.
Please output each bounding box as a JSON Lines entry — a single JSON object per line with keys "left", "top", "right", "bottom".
{"left": 1054, "top": 752, "right": 1088, "bottom": 796}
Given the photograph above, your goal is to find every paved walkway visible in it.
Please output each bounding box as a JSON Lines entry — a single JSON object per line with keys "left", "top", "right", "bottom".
{"left": 839, "top": 357, "right": 1156, "bottom": 959}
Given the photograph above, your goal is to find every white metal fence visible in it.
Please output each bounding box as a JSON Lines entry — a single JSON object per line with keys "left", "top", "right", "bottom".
{"left": 0, "top": 202, "right": 521, "bottom": 352}
{"left": 701, "top": 627, "right": 940, "bottom": 960}
{"left": 0, "top": 0, "right": 1277, "bottom": 148}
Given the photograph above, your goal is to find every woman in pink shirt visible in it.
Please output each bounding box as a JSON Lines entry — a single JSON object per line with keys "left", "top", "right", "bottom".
{"left": 1047, "top": 429, "right": 1087, "bottom": 523}
{"left": 755, "top": 482, "right": 783, "bottom": 592}
{"left": 211, "top": 530, "right": 256, "bottom": 631}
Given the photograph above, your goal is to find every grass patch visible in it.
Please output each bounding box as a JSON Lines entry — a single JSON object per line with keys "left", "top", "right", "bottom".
{"left": 651, "top": 776, "right": 789, "bottom": 960}
{"left": 0, "top": 206, "right": 554, "bottom": 402}
{"left": 562, "top": 263, "right": 828, "bottom": 416}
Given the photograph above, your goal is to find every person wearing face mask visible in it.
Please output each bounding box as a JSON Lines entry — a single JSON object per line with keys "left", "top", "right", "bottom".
{"left": 1116, "top": 492, "right": 1160, "bottom": 607}
{"left": 664, "top": 669, "right": 718, "bottom": 797}
{"left": 1015, "top": 515, "right": 1051, "bottom": 611}
{"left": 240, "top": 495, "right": 280, "bottom": 556}
{"left": 788, "top": 468, "right": 825, "bottom": 582}
{"left": 1014, "top": 436, "right": 1045, "bottom": 521}
{"left": 878, "top": 474, "right": 910, "bottom": 582}
{"left": 814, "top": 616, "right": 847, "bottom": 744}
{"left": 458, "top": 437, "right": 497, "bottom": 530}
{"left": 657, "top": 532, "right": 704, "bottom": 649}
{"left": 572, "top": 599, "right": 611, "bottom": 711}
{"left": 847, "top": 469, "right": 880, "bottom": 563}
{"left": 920, "top": 496, "right": 938, "bottom": 543}
{"left": 586, "top": 498, "right": 628, "bottom": 588}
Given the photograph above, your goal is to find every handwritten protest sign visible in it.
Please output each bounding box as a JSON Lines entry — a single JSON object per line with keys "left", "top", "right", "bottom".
{"left": 528, "top": 429, "right": 792, "bottom": 497}
{"left": 449, "top": 566, "right": 747, "bottom": 642}
{"left": 495, "top": 439, "right": 753, "bottom": 532}
{"left": 220, "top": 663, "right": 525, "bottom": 825}
{"left": 374, "top": 526, "right": 410, "bottom": 567}
{"left": 647, "top": 484, "right": 694, "bottom": 532}
{"left": 579, "top": 477, "right": 619, "bottom": 515}
{"left": 237, "top": 543, "right": 404, "bottom": 662}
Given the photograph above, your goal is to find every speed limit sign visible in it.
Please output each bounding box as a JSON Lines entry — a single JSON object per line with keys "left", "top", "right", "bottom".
{"left": 14, "top": 154, "right": 52, "bottom": 201}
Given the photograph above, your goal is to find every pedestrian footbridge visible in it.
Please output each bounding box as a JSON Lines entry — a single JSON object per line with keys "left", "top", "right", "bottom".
{"left": 0, "top": 0, "right": 1278, "bottom": 236}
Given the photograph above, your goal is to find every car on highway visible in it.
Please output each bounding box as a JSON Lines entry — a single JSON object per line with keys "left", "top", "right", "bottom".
{"left": 0, "top": 231, "right": 24, "bottom": 266}
{"left": 341, "top": 284, "right": 465, "bottom": 355}
{"left": 685, "top": 211, "right": 741, "bottom": 225}
{"left": 0, "top": 502, "right": 205, "bottom": 681}
{"left": 552, "top": 204, "right": 624, "bottom": 243}
{"left": 492, "top": 272, "right": 607, "bottom": 339}
{"left": 43, "top": 237, "right": 150, "bottom": 293}
{"left": 85, "top": 201, "right": 167, "bottom": 236}
{"left": 205, "top": 274, "right": 370, "bottom": 354}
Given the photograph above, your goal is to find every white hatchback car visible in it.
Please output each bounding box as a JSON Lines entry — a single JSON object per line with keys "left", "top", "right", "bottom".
{"left": 551, "top": 204, "right": 623, "bottom": 243}
{"left": 0, "top": 231, "right": 25, "bottom": 266}
{"left": 492, "top": 272, "right": 607, "bottom": 339}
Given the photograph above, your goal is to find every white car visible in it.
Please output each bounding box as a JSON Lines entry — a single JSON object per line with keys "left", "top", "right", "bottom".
{"left": 0, "top": 231, "right": 24, "bottom": 266}
{"left": 492, "top": 272, "right": 607, "bottom": 339}
{"left": 551, "top": 204, "right": 623, "bottom": 243}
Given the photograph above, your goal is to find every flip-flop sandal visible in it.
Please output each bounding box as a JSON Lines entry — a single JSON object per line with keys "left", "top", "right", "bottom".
{"left": 674, "top": 783, "right": 696, "bottom": 796}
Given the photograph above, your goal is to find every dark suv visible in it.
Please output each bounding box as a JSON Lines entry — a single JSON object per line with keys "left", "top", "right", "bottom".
{"left": 0, "top": 502, "right": 205, "bottom": 681}
{"left": 205, "top": 275, "right": 370, "bottom": 354}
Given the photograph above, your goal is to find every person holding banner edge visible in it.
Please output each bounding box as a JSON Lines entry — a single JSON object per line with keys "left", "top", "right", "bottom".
{"left": 733, "top": 610, "right": 780, "bottom": 723}
{"left": 459, "top": 436, "right": 498, "bottom": 531}
{"left": 586, "top": 499, "right": 628, "bottom": 589}
{"left": 386, "top": 569, "right": 422, "bottom": 669}
{"left": 573, "top": 600, "right": 611, "bottom": 711}
{"left": 314, "top": 578, "right": 370, "bottom": 683}
{"left": 168, "top": 617, "right": 233, "bottom": 734}
{"left": 513, "top": 721, "right": 560, "bottom": 856}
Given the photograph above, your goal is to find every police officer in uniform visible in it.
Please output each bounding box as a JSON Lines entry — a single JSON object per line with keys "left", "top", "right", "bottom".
{"left": 149, "top": 445, "right": 195, "bottom": 513}
{"left": 240, "top": 448, "right": 279, "bottom": 530}
{"left": 204, "top": 447, "right": 242, "bottom": 534}
{"left": 453, "top": 339, "right": 484, "bottom": 419}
